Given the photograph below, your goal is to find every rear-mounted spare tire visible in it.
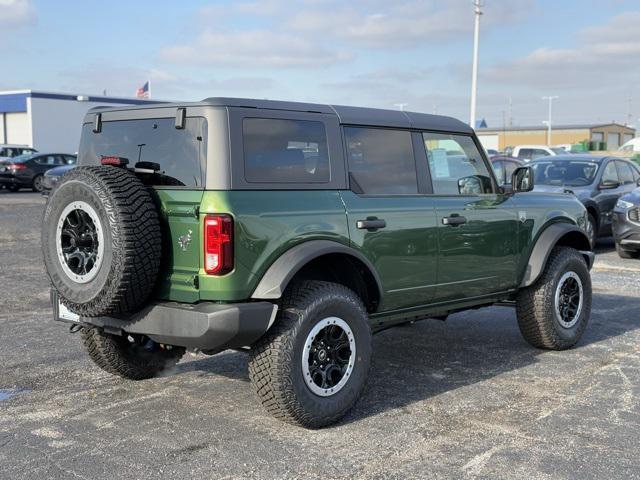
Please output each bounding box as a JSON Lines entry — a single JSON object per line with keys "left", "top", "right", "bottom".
{"left": 42, "top": 166, "right": 161, "bottom": 317}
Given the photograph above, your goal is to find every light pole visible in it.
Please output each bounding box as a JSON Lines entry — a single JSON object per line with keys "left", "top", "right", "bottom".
{"left": 469, "top": 0, "right": 483, "bottom": 128}
{"left": 542, "top": 95, "right": 558, "bottom": 146}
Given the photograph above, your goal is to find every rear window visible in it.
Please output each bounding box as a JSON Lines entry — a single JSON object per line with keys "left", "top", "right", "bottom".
{"left": 78, "top": 117, "right": 207, "bottom": 187}
{"left": 243, "top": 118, "right": 330, "bottom": 183}
{"left": 345, "top": 127, "right": 417, "bottom": 195}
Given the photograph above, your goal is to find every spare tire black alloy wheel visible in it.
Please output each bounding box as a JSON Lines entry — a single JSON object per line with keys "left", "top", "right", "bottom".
{"left": 42, "top": 166, "right": 161, "bottom": 317}
{"left": 55, "top": 201, "right": 104, "bottom": 283}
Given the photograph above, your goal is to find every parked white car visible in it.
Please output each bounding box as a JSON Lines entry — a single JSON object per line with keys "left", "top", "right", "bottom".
{"left": 619, "top": 138, "right": 640, "bottom": 153}
{"left": 505, "top": 145, "right": 564, "bottom": 162}
{"left": 0, "top": 144, "right": 37, "bottom": 161}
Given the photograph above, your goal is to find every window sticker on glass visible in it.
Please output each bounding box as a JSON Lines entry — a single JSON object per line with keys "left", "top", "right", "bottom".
{"left": 430, "top": 149, "right": 450, "bottom": 178}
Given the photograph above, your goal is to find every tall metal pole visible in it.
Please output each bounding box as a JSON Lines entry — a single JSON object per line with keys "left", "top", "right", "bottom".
{"left": 469, "top": 0, "right": 483, "bottom": 128}
{"left": 542, "top": 96, "right": 558, "bottom": 145}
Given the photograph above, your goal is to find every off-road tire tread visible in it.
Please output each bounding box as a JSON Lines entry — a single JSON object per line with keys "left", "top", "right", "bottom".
{"left": 516, "top": 247, "right": 591, "bottom": 350}
{"left": 81, "top": 327, "right": 184, "bottom": 380}
{"left": 248, "top": 280, "right": 369, "bottom": 428}
{"left": 44, "top": 166, "right": 161, "bottom": 316}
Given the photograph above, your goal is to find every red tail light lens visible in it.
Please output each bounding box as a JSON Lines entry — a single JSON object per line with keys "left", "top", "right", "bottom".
{"left": 204, "top": 215, "right": 233, "bottom": 275}
{"left": 100, "top": 156, "right": 129, "bottom": 167}
{"left": 8, "top": 163, "right": 26, "bottom": 171}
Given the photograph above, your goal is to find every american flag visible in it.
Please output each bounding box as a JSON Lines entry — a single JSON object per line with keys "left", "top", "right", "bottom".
{"left": 136, "top": 81, "right": 150, "bottom": 99}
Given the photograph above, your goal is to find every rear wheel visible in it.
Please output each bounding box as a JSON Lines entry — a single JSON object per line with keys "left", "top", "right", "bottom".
{"left": 81, "top": 328, "right": 185, "bottom": 380}
{"left": 248, "top": 281, "right": 372, "bottom": 428}
{"left": 516, "top": 247, "right": 591, "bottom": 350}
{"left": 32, "top": 174, "right": 44, "bottom": 192}
{"left": 7, "top": 184, "right": 19, "bottom": 192}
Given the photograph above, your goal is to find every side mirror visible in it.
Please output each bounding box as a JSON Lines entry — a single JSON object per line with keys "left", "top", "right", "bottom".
{"left": 599, "top": 180, "right": 620, "bottom": 190}
{"left": 512, "top": 166, "right": 534, "bottom": 193}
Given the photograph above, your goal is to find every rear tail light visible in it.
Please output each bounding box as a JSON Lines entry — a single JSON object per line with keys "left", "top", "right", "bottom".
{"left": 204, "top": 215, "right": 233, "bottom": 275}
{"left": 100, "top": 156, "right": 129, "bottom": 167}
{"left": 8, "top": 163, "right": 26, "bottom": 171}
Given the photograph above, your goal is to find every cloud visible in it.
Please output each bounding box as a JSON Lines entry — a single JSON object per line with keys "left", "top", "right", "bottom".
{"left": 0, "top": 0, "right": 36, "bottom": 27}
{"left": 482, "top": 11, "right": 640, "bottom": 91}
{"left": 287, "top": 0, "right": 533, "bottom": 48}
{"left": 159, "top": 0, "right": 533, "bottom": 68}
{"left": 160, "top": 30, "right": 352, "bottom": 68}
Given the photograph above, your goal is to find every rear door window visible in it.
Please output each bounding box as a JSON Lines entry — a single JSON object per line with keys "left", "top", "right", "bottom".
{"left": 79, "top": 117, "right": 206, "bottom": 187}
{"left": 243, "top": 118, "right": 330, "bottom": 183}
{"left": 35, "top": 155, "right": 58, "bottom": 165}
{"left": 344, "top": 127, "right": 417, "bottom": 195}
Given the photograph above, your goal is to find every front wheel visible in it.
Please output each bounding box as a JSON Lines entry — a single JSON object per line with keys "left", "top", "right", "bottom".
{"left": 248, "top": 281, "right": 372, "bottom": 428}
{"left": 516, "top": 247, "right": 592, "bottom": 350}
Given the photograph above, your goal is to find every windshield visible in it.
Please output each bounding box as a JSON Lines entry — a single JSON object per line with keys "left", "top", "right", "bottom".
{"left": 551, "top": 147, "right": 567, "bottom": 154}
{"left": 532, "top": 161, "right": 599, "bottom": 187}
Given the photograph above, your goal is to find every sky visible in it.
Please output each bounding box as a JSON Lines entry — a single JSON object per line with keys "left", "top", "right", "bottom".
{"left": 1, "top": 0, "right": 639, "bottom": 128}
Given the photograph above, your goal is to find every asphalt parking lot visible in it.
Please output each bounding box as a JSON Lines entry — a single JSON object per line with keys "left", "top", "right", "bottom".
{"left": 0, "top": 191, "right": 638, "bottom": 479}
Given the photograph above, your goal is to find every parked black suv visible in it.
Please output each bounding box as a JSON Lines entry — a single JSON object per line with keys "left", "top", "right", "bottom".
{"left": 530, "top": 155, "right": 640, "bottom": 245}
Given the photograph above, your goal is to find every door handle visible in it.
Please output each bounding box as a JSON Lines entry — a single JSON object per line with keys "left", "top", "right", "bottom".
{"left": 356, "top": 218, "right": 386, "bottom": 230}
{"left": 442, "top": 215, "right": 467, "bottom": 226}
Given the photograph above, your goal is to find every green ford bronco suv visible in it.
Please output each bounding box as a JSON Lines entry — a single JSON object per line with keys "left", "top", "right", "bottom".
{"left": 42, "top": 98, "right": 594, "bottom": 428}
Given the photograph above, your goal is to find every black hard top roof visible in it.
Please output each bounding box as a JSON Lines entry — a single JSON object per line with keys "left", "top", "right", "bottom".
{"left": 88, "top": 97, "right": 473, "bottom": 134}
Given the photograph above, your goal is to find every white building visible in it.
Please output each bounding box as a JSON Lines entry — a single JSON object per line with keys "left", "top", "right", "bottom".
{"left": 0, "top": 90, "right": 162, "bottom": 153}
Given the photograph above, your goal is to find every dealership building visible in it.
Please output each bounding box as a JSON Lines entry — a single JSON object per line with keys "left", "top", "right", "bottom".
{"left": 477, "top": 123, "right": 636, "bottom": 151}
{"left": 0, "top": 90, "right": 162, "bottom": 153}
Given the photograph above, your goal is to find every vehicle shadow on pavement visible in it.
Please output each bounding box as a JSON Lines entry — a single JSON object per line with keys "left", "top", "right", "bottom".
{"left": 171, "top": 292, "right": 638, "bottom": 424}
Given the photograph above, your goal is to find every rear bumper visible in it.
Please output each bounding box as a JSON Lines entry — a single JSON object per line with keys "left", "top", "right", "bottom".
{"left": 0, "top": 175, "right": 29, "bottom": 186}
{"left": 53, "top": 292, "right": 278, "bottom": 352}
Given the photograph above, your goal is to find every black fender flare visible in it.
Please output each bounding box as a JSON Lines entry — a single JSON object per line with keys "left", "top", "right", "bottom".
{"left": 520, "top": 223, "right": 594, "bottom": 288}
{"left": 251, "top": 240, "right": 383, "bottom": 301}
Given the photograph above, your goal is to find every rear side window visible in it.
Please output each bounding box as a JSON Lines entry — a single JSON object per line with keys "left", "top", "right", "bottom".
{"left": 243, "top": 118, "right": 329, "bottom": 183}
{"left": 78, "top": 117, "right": 206, "bottom": 187}
{"left": 345, "top": 127, "right": 417, "bottom": 195}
